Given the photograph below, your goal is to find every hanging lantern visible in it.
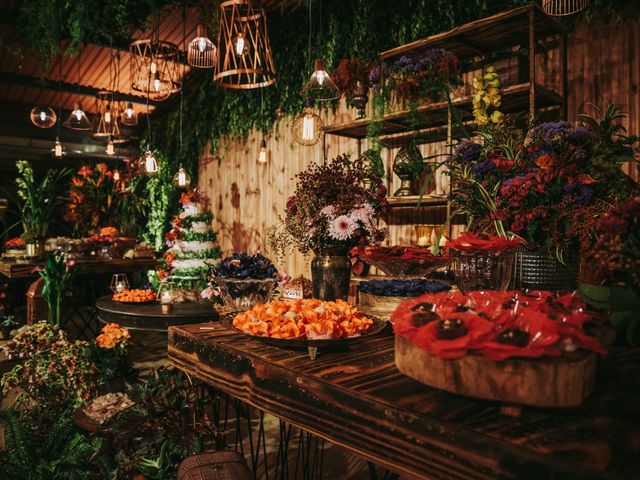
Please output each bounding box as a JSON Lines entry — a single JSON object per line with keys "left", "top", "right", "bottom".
{"left": 214, "top": 0, "right": 276, "bottom": 89}
{"left": 188, "top": 24, "right": 217, "bottom": 69}
{"left": 93, "top": 91, "right": 128, "bottom": 143}
{"left": 304, "top": 58, "right": 341, "bottom": 101}
{"left": 63, "top": 101, "right": 91, "bottom": 130}
{"left": 110, "top": 273, "right": 130, "bottom": 293}
{"left": 130, "top": 39, "right": 182, "bottom": 101}
{"left": 121, "top": 101, "right": 139, "bottom": 126}
{"left": 292, "top": 96, "right": 323, "bottom": 146}
{"left": 138, "top": 150, "right": 159, "bottom": 175}
{"left": 173, "top": 165, "right": 191, "bottom": 189}
{"left": 51, "top": 137, "right": 66, "bottom": 158}
{"left": 30, "top": 106, "right": 57, "bottom": 129}
{"left": 106, "top": 139, "right": 115, "bottom": 156}
{"left": 542, "top": 0, "right": 588, "bottom": 16}
{"left": 257, "top": 138, "right": 268, "bottom": 163}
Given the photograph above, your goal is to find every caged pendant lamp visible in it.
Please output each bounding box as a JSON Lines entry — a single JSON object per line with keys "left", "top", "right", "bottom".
{"left": 188, "top": 24, "right": 216, "bottom": 69}
{"left": 214, "top": 0, "right": 276, "bottom": 89}
{"left": 542, "top": 0, "right": 588, "bottom": 16}
{"left": 93, "top": 91, "right": 128, "bottom": 143}
{"left": 292, "top": 96, "right": 323, "bottom": 146}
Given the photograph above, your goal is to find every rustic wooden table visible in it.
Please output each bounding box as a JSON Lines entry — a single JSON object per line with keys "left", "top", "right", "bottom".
{"left": 168, "top": 322, "right": 640, "bottom": 480}
{"left": 0, "top": 257, "right": 158, "bottom": 279}
{"left": 96, "top": 296, "right": 218, "bottom": 332}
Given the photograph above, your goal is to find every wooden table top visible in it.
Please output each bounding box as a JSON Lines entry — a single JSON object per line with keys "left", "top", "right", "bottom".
{"left": 168, "top": 322, "right": 640, "bottom": 480}
{"left": 0, "top": 257, "right": 158, "bottom": 279}
{"left": 96, "top": 296, "right": 218, "bottom": 332}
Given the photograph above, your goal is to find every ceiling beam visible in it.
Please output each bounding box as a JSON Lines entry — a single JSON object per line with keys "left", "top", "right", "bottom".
{"left": 0, "top": 71, "right": 161, "bottom": 110}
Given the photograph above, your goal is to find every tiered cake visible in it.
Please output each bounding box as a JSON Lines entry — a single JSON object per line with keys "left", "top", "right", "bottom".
{"left": 164, "top": 188, "right": 221, "bottom": 296}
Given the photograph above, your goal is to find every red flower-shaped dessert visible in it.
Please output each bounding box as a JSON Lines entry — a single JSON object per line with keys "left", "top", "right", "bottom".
{"left": 358, "top": 246, "right": 451, "bottom": 276}
{"left": 446, "top": 232, "right": 522, "bottom": 253}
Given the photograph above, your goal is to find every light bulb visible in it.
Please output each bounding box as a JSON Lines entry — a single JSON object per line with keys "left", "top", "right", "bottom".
{"left": 125, "top": 107, "right": 133, "bottom": 118}
{"left": 146, "top": 153, "right": 157, "bottom": 172}
{"left": 314, "top": 70, "right": 326, "bottom": 86}
{"left": 52, "top": 138, "right": 65, "bottom": 158}
{"left": 106, "top": 140, "right": 115, "bottom": 156}
{"left": 302, "top": 114, "right": 315, "bottom": 141}
{"left": 153, "top": 73, "right": 161, "bottom": 92}
{"left": 104, "top": 105, "right": 112, "bottom": 124}
{"left": 39, "top": 111, "right": 47, "bottom": 122}
{"left": 234, "top": 33, "right": 247, "bottom": 56}
{"left": 113, "top": 169, "right": 121, "bottom": 181}
{"left": 150, "top": 61, "right": 158, "bottom": 74}
{"left": 173, "top": 166, "right": 191, "bottom": 188}
{"left": 258, "top": 139, "right": 268, "bottom": 163}
{"left": 197, "top": 37, "right": 207, "bottom": 53}
{"left": 75, "top": 110, "right": 82, "bottom": 121}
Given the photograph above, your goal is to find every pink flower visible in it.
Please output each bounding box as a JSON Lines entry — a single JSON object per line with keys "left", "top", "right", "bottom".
{"left": 328, "top": 215, "right": 357, "bottom": 241}
{"left": 319, "top": 205, "right": 336, "bottom": 218}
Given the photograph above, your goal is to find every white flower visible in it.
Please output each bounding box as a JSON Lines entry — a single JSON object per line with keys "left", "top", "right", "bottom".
{"left": 328, "top": 215, "right": 357, "bottom": 241}
{"left": 319, "top": 205, "right": 336, "bottom": 219}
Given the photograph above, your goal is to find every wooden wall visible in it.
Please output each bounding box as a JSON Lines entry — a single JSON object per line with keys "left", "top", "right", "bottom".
{"left": 199, "top": 14, "right": 640, "bottom": 277}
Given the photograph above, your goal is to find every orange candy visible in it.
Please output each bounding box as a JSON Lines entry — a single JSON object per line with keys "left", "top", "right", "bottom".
{"left": 113, "top": 289, "right": 156, "bottom": 303}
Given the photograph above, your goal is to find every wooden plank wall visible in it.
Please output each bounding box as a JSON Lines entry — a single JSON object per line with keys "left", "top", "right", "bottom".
{"left": 199, "top": 15, "right": 640, "bottom": 277}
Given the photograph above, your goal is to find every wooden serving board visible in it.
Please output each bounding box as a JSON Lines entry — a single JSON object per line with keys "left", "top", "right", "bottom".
{"left": 395, "top": 335, "right": 597, "bottom": 408}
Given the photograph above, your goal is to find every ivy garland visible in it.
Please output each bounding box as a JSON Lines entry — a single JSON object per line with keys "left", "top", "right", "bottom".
{"left": 12, "top": 0, "right": 637, "bottom": 248}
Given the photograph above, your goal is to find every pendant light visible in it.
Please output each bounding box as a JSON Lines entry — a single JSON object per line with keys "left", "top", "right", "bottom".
{"left": 30, "top": 106, "right": 57, "bottom": 129}
{"left": 93, "top": 90, "right": 127, "bottom": 142}
{"left": 257, "top": 89, "right": 268, "bottom": 163}
{"left": 139, "top": 150, "right": 159, "bottom": 175}
{"left": 106, "top": 138, "right": 115, "bottom": 156}
{"left": 188, "top": 24, "right": 216, "bottom": 69}
{"left": 121, "top": 101, "right": 138, "bottom": 126}
{"left": 173, "top": 165, "right": 191, "bottom": 188}
{"left": 113, "top": 169, "right": 121, "bottom": 182}
{"left": 52, "top": 54, "right": 66, "bottom": 158}
{"left": 130, "top": 11, "right": 181, "bottom": 101}
{"left": 292, "top": 96, "right": 323, "bottom": 146}
{"left": 64, "top": 48, "right": 91, "bottom": 130}
{"left": 214, "top": 0, "right": 275, "bottom": 89}
{"left": 542, "top": 0, "right": 588, "bottom": 16}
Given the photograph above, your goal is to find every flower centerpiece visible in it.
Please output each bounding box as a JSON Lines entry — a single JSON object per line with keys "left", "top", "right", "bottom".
{"left": 206, "top": 252, "right": 279, "bottom": 312}
{"left": 269, "top": 154, "right": 388, "bottom": 300}
{"left": 91, "top": 323, "right": 136, "bottom": 390}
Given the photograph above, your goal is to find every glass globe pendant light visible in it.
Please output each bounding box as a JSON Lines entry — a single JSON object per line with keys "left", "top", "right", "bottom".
{"left": 292, "top": 96, "right": 323, "bottom": 146}
{"left": 173, "top": 165, "right": 191, "bottom": 189}
{"left": 30, "top": 106, "right": 57, "bottom": 128}
{"left": 139, "top": 150, "right": 159, "bottom": 175}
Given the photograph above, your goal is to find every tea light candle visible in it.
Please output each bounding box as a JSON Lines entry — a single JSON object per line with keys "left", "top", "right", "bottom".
{"left": 160, "top": 290, "right": 173, "bottom": 305}
{"left": 115, "top": 281, "right": 126, "bottom": 293}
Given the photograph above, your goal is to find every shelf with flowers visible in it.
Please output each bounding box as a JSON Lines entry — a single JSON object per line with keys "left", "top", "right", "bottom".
{"left": 268, "top": 154, "right": 388, "bottom": 301}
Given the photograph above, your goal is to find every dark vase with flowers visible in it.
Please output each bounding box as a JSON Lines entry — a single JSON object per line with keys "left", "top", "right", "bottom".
{"left": 311, "top": 247, "right": 352, "bottom": 301}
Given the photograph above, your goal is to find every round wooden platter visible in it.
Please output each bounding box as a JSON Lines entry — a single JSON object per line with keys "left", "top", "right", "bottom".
{"left": 395, "top": 335, "right": 597, "bottom": 410}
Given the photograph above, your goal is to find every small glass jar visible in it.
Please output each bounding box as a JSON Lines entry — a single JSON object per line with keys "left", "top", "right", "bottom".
{"left": 452, "top": 249, "right": 515, "bottom": 293}
{"left": 215, "top": 277, "right": 276, "bottom": 312}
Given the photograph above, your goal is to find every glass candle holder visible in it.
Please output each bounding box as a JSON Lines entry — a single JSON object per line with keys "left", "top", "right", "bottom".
{"left": 452, "top": 249, "right": 516, "bottom": 293}
{"left": 110, "top": 274, "right": 130, "bottom": 293}
{"left": 415, "top": 224, "right": 443, "bottom": 247}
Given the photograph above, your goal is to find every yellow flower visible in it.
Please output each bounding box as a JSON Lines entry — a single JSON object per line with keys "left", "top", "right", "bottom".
{"left": 490, "top": 111, "right": 505, "bottom": 124}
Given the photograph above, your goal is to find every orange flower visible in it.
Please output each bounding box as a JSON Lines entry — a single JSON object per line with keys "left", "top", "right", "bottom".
{"left": 95, "top": 163, "right": 109, "bottom": 175}
{"left": 69, "top": 191, "right": 84, "bottom": 204}
{"left": 96, "top": 333, "right": 117, "bottom": 349}
{"left": 78, "top": 165, "right": 94, "bottom": 178}
{"left": 578, "top": 173, "right": 597, "bottom": 185}
{"left": 534, "top": 153, "right": 555, "bottom": 171}
{"left": 71, "top": 176, "right": 84, "bottom": 187}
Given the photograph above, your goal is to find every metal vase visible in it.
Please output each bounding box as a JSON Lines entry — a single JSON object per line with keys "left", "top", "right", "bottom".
{"left": 511, "top": 247, "right": 578, "bottom": 292}
{"left": 311, "top": 248, "right": 351, "bottom": 301}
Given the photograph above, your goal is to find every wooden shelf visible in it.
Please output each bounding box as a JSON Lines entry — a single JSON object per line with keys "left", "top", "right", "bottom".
{"left": 323, "top": 82, "right": 562, "bottom": 141}
{"left": 387, "top": 195, "right": 448, "bottom": 207}
{"left": 381, "top": 4, "right": 563, "bottom": 62}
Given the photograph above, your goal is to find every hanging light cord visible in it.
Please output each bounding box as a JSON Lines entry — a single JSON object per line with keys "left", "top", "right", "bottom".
{"left": 57, "top": 53, "right": 62, "bottom": 137}
{"left": 307, "top": 0, "right": 312, "bottom": 75}
{"left": 180, "top": 0, "right": 185, "bottom": 155}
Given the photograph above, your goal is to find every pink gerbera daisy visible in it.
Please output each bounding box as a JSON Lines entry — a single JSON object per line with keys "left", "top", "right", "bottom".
{"left": 328, "top": 215, "right": 357, "bottom": 241}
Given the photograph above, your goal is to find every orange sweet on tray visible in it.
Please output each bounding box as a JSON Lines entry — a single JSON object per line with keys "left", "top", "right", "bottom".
{"left": 233, "top": 299, "right": 373, "bottom": 340}
{"left": 112, "top": 289, "right": 156, "bottom": 303}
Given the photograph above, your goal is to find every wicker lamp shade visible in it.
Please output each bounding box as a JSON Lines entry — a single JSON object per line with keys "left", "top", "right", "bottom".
{"left": 30, "top": 106, "right": 57, "bottom": 128}
{"left": 188, "top": 24, "right": 217, "bottom": 69}
{"left": 130, "top": 39, "right": 181, "bottom": 101}
{"left": 92, "top": 92, "right": 128, "bottom": 143}
{"left": 214, "top": 0, "right": 276, "bottom": 89}
{"left": 542, "top": 0, "right": 588, "bottom": 16}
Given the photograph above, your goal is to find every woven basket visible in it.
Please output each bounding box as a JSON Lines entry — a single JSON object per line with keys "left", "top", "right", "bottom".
{"left": 178, "top": 451, "right": 251, "bottom": 480}
{"left": 511, "top": 247, "right": 578, "bottom": 292}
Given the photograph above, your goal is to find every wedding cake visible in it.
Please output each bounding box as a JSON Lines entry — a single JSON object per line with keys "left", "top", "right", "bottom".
{"left": 163, "top": 188, "right": 221, "bottom": 296}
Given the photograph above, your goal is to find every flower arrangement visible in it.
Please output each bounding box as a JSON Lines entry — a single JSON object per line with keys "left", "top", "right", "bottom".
{"left": 369, "top": 49, "right": 461, "bottom": 105}
{"left": 91, "top": 323, "right": 135, "bottom": 383}
{"left": 392, "top": 290, "right": 605, "bottom": 361}
{"left": 446, "top": 232, "right": 522, "bottom": 253}
{"left": 38, "top": 253, "right": 78, "bottom": 326}
{"left": 213, "top": 252, "right": 278, "bottom": 280}
{"left": 269, "top": 154, "right": 388, "bottom": 257}
{"left": 448, "top": 106, "right": 639, "bottom": 256}
{"left": 472, "top": 65, "right": 504, "bottom": 125}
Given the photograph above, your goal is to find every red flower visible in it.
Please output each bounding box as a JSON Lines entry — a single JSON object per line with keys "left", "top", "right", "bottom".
{"left": 491, "top": 156, "right": 515, "bottom": 171}
{"left": 77, "top": 166, "right": 94, "bottom": 178}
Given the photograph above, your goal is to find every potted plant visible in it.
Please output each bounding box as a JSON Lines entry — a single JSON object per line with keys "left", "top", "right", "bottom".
{"left": 332, "top": 58, "right": 371, "bottom": 118}
{"left": 38, "top": 253, "right": 79, "bottom": 326}
{"left": 12, "top": 160, "right": 70, "bottom": 256}
{"left": 0, "top": 314, "right": 18, "bottom": 339}
{"left": 90, "top": 322, "right": 137, "bottom": 392}
{"left": 269, "top": 154, "right": 388, "bottom": 300}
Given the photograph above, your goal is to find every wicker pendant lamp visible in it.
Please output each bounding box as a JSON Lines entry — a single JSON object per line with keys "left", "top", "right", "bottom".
{"left": 214, "top": 0, "right": 276, "bottom": 89}
{"left": 542, "top": 0, "right": 588, "bottom": 16}
{"left": 188, "top": 24, "right": 217, "bottom": 69}
{"left": 130, "top": 12, "right": 182, "bottom": 101}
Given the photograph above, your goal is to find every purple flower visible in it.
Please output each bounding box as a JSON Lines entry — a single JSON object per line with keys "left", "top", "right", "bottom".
{"left": 472, "top": 159, "right": 495, "bottom": 176}
{"left": 453, "top": 140, "right": 482, "bottom": 163}
{"left": 530, "top": 121, "right": 574, "bottom": 145}
{"left": 569, "top": 126, "right": 596, "bottom": 145}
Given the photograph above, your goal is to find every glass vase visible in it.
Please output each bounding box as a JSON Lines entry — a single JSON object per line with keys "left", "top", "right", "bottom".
{"left": 452, "top": 250, "right": 515, "bottom": 293}
{"left": 311, "top": 248, "right": 351, "bottom": 301}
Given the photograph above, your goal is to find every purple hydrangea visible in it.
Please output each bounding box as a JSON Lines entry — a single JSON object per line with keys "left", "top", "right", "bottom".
{"left": 472, "top": 159, "right": 495, "bottom": 176}
{"left": 453, "top": 140, "right": 482, "bottom": 163}
{"left": 569, "top": 126, "right": 597, "bottom": 145}
{"left": 530, "top": 121, "right": 574, "bottom": 145}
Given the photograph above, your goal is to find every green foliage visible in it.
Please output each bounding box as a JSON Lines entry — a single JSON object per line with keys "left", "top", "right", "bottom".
{"left": 39, "top": 253, "right": 79, "bottom": 325}
{"left": 0, "top": 408, "right": 104, "bottom": 480}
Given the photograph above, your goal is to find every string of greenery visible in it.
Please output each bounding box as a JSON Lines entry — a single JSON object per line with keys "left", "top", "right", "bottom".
{"left": 12, "top": 0, "right": 635, "bottom": 248}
